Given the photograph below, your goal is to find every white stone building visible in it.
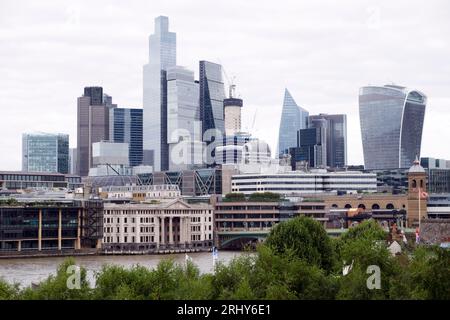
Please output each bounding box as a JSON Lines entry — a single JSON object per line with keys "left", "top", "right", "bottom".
{"left": 102, "top": 198, "right": 213, "bottom": 252}
{"left": 100, "top": 184, "right": 180, "bottom": 201}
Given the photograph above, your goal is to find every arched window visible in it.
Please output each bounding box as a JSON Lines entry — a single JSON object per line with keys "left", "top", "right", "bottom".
{"left": 331, "top": 204, "right": 338, "bottom": 208}
{"left": 420, "top": 180, "right": 424, "bottom": 188}
{"left": 358, "top": 204, "right": 366, "bottom": 210}
{"left": 372, "top": 203, "right": 380, "bottom": 210}
{"left": 412, "top": 179, "right": 417, "bottom": 188}
{"left": 386, "top": 203, "right": 394, "bottom": 209}
{"left": 344, "top": 204, "right": 352, "bottom": 209}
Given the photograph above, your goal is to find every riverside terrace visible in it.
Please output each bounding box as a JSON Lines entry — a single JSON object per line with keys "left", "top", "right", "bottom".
{"left": 0, "top": 199, "right": 103, "bottom": 255}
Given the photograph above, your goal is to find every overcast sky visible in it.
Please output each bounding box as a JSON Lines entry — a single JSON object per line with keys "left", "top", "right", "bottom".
{"left": 1, "top": 0, "right": 449, "bottom": 170}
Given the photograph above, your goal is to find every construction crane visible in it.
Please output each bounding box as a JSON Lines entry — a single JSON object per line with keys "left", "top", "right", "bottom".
{"left": 217, "top": 58, "right": 238, "bottom": 99}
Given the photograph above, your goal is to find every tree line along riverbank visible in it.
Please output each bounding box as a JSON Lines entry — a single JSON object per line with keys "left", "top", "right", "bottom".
{"left": 0, "top": 217, "right": 448, "bottom": 300}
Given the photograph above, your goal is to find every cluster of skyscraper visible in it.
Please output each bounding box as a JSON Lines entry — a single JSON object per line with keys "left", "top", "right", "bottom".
{"left": 19, "top": 16, "right": 429, "bottom": 178}
{"left": 277, "top": 89, "right": 347, "bottom": 170}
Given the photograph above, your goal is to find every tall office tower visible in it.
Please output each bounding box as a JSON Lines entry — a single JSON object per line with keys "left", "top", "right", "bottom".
{"left": 359, "top": 85, "right": 427, "bottom": 170}
{"left": 166, "top": 66, "right": 204, "bottom": 171}
{"left": 224, "top": 84, "right": 243, "bottom": 136}
{"left": 289, "top": 126, "right": 326, "bottom": 169}
{"left": 199, "top": 60, "right": 226, "bottom": 138}
{"left": 308, "top": 114, "right": 347, "bottom": 168}
{"left": 143, "top": 16, "right": 176, "bottom": 171}
{"left": 277, "top": 88, "right": 309, "bottom": 157}
{"left": 77, "top": 86, "right": 113, "bottom": 177}
{"left": 22, "top": 133, "right": 69, "bottom": 174}
{"left": 110, "top": 108, "right": 143, "bottom": 167}
{"left": 69, "top": 148, "right": 77, "bottom": 175}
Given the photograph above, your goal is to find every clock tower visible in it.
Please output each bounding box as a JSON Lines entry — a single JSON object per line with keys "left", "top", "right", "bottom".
{"left": 407, "top": 157, "right": 427, "bottom": 227}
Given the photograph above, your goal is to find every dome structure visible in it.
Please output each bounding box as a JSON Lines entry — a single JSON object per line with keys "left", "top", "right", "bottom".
{"left": 408, "top": 156, "right": 425, "bottom": 174}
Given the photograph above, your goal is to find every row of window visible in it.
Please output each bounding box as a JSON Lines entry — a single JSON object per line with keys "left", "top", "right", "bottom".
{"left": 104, "top": 210, "right": 212, "bottom": 215}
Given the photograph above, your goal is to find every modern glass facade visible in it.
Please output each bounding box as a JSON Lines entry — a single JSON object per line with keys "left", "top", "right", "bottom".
{"left": 359, "top": 85, "right": 426, "bottom": 170}
{"left": 167, "top": 66, "right": 201, "bottom": 144}
{"left": 110, "top": 108, "right": 143, "bottom": 167}
{"left": 290, "top": 127, "right": 325, "bottom": 169}
{"left": 143, "top": 16, "right": 176, "bottom": 171}
{"left": 277, "top": 89, "right": 309, "bottom": 157}
{"left": 22, "top": 133, "right": 69, "bottom": 174}
{"left": 199, "top": 61, "right": 226, "bottom": 138}
{"left": 308, "top": 114, "right": 347, "bottom": 168}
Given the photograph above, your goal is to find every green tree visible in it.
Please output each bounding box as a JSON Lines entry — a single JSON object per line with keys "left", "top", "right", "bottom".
{"left": 20, "top": 258, "right": 91, "bottom": 300}
{"left": 265, "top": 216, "right": 336, "bottom": 273}
{"left": 406, "top": 246, "right": 450, "bottom": 300}
{"left": 0, "top": 278, "right": 20, "bottom": 300}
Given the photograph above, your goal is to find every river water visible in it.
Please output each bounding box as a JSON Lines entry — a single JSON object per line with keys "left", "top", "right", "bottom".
{"left": 0, "top": 251, "right": 245, "bottom": 288}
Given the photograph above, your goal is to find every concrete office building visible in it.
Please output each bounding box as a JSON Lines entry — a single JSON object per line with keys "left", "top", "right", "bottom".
{"left": 277, "top": 89, "right": 309, "bottom": 157}
{"left": 22, "top": 133, "right": 69, "bottom": 174}
{"left": 427, "top": 194, "right": 450, "bottom": 219}
{"left": 102, "top": 199, "right": 213, "bottom": 252}
{"left": 89, "top": 141, "right": 130, "bottom": 176}
{"left": 231, "top": 170, "right": 377, "bottom": 196}
{"left": 77, "top": 86, "right": 115, "bottom": 177}
{"left": 0, "top": 171, "right": 83, "bottom": 191}
{"left": 109, "top": 107, "right": 143, "bottom": 167}
{"left": 143, "top": 16, "right": 176, "bottom": 171}
{"left": 359, "top": 85, "right": 426, "bottom": 170}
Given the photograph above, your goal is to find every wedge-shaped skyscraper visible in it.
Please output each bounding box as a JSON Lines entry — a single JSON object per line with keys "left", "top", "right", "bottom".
{"left": 359, "top": 84, "right": 426, "bottom": 170}
{"left": 277, "top": 89, "right": 309, "bottom": 157}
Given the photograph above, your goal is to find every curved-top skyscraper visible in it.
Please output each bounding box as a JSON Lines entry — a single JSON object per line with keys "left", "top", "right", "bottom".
{"left": 277, "top": 89, "right": 309, "bottom": 157}
{"left": 359, "top": 84, "right": 427, "bottom": 170}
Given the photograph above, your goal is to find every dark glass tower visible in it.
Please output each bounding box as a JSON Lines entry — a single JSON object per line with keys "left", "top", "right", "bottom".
{"left": 289, "top": 127, "right": 326, "bottom": 169}
{"left": 308, "top": 114, "right": 347, "bottom": 168}
{"left": 359, "top": 85, "right": 426, "bottom": 170}
{"left": 199, "top": 61, "right": 225, "bottom": 138}
{"left": 110, "top": 108, "right": 143, "bottom": 167}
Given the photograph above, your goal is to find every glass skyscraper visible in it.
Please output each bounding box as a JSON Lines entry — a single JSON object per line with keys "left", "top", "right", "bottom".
{"left": 199, "top": 60, "right": 226, "bottom": 138}
{"left": 143, "top": 16, "right": 176, "bottom": 171}
{"left": 167, "top": 66, "right": 201, "bottom": 144}
{"left": 308, "top": 114, "right": 347, "bottom": 168}
{"left": 359, "top": 84, "right": 427, "bottom": 170}
{"left": 109, "top": 108, "right": 143, "bottom": 167}
{"left": 22, "top": 133, "right": 69, "bottom": 174}
{"left": 166, "top": 66, "right": 204, "bottom": 171}
{"left": 277, "top": 89, "right": 309, "bottom": 157}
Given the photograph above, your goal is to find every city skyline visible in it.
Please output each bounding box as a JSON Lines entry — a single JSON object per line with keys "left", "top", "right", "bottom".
{"left": 1, "top": 0, "right": 450, "bottom": 170}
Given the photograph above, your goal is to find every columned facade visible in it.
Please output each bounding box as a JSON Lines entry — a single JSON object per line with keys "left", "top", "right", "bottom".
{"left": 102, "top": 199, "right": 213, "bottom": 252}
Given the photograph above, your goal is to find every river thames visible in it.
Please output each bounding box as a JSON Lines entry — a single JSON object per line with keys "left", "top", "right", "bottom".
{"left": 0, "top": 251, "right": 245, "bottom": 288}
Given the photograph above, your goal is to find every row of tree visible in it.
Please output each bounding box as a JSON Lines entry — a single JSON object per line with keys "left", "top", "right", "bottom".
{"left": 0, "top": 217, "right": 448, "bottom": 300}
